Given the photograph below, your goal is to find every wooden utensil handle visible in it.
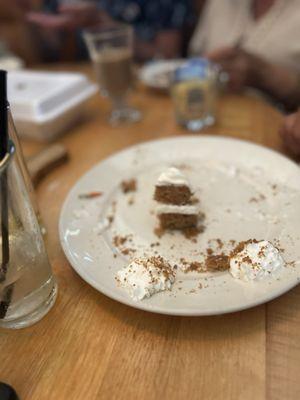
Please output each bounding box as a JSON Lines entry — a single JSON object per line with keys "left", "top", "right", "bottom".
{"left": 27, "top": 144, "right": 69, "bottom": 187}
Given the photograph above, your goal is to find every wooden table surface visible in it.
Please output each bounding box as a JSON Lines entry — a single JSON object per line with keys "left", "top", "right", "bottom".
{"left": 1, "top": 64, "right": 300, "bottom": 400}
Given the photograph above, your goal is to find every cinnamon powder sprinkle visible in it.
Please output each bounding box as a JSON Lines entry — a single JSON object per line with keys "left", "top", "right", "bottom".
{"left": 230, "top": 239, "right": 259, "bottom": 258}
{"left": 186, "top": 261, "right": 205, "bottom": 272}
{"left": 140, "top": 256, "right": 174, "bottom": 278}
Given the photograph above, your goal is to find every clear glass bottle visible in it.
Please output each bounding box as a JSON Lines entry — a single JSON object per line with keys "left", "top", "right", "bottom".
{"left": 0, "top": 139, "right": 57, "bottom": 329}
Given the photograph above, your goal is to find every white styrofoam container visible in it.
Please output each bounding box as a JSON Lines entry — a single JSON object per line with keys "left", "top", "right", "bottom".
{"left": 8, "top": 70, "right": 98, "bottom": 141}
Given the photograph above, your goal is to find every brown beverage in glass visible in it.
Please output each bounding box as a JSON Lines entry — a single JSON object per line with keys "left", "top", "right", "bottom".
{"left": 84, "top": 24, "right": 141, "bottom": 124}
{"left": 94, "top": 47, "right": 133, "bottom": 98}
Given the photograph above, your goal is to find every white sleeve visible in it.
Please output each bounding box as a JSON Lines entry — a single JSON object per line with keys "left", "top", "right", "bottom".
{"left": 188, "top": 0, "right": 214, "bottom": 56}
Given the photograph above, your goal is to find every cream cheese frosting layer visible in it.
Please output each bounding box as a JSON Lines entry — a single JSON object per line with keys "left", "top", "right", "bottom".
{"left": 156, "top": 203, "right": 198, "bottom": 215}
{"left": 156, "top": 167, "right": 190, "bottom": 187}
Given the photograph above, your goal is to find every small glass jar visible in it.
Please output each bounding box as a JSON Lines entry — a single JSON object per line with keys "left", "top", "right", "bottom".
{"left": 0, "top": 140, "right": 57, "bottom": 329}
{"left": 171, "top": 58, "right": 219, "bottom": 131}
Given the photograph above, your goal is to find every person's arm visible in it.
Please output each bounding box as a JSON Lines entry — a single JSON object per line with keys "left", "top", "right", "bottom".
{"left": 133, "top": 30, "right": 181, "bottom": 62}
{"left": 146, "top": 0, "right": 190, "bottom": 60}
{"left": 26, "top": 3, "right": 104, "bottom": 30}
{"left": 258, "top": 62, "right": 300, "bottom": 111}
{"left": 155, "top": 30, "right": 182, "bottom": 59}
{"left": 279, "top": 109, "right": 300, "bottom": 156}
{"left": 0, "top": 0, "right": 32, "bottom": 20}
{"left": 207, "top": 47, "right": 300, "bottom": 111}
{"left": 25, "top": 3, "right": 113, "bottom": 61}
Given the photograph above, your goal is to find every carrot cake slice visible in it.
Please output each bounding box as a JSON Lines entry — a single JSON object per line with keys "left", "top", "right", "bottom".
{"left": 154, "top": 167, "right": 199, "bottom": 231}
{"left": 154, "top": 167, "right": 192, "bottom": 205}
{"left": 156, "top": 204, "right": 198, "bottom": 230}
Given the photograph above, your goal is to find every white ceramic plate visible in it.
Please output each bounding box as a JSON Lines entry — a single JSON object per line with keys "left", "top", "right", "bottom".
{"left": 59, "top": 136, "right": 300, "bottom": 316}
{"left": 139, "top": 59, "right": 185, "bottom": 89}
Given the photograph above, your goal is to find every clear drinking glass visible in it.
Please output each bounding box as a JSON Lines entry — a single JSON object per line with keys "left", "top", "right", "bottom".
{"left": 0, "top": 140, "right": 57, "bottom": 329}
{"left": 83, "top": 24, "right": 141, "bottom": 125}
{"left": 7, "top": 107, "right": 46, "bottom": 234}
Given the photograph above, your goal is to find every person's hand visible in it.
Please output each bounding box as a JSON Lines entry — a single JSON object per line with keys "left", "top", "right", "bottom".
{"left": 206, "top": 46, "right": 300, "bottom": 110}
{"left": 279, "top": 110, "right": 300, "bottom": 156}
{"left": 206, "top": 46, "right": 267, "bottom": 92}
{"left": 26, "top": 3, "right": 108, "bottom": 31}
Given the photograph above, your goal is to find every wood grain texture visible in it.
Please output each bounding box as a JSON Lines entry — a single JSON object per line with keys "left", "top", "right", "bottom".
{"left": 1, "top": 63, "right": 299, "bottom": 400}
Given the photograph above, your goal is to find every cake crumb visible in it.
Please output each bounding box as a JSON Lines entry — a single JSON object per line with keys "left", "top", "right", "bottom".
{"left": 190, "top": 196, "right": 200, "bottom": 204}
{"left": 150, "top": 242, "right": 161, "bottom": 248}
{"left": 249, "top": 193, "right": 266, "bottom": 203}
{"left": 128, "top": 196, "right": 135, "bottom": 206}
{"left": 108, "top": 215, "right": 114, "bottom": 224}
{"left": 205, "top": 255, "right": 230, "bottom": 272}
{"left": 173, "top": 163, "right": 192, "bottom": 171}
{"left": 185, "top": 261, "right": 205, "bottom": 273}
{"left": 121, "top": 179, "right": 137, "bottom": 193}
{"left": 78, "top": 191, "right": 103, "bottom": 199}
{"left": 183, "top": 224, "right": 205, "bottom": 240}
{"left": 287, "top": 261, "right": 296, "bottom": 268}
{"left": 113, "top": 235, "right": 128, "bottom": 247}
{"left": 121, "top": 248, "right": 136, "bottom": 256}
{"left": 154, "top": 227, "right": 164, "bottom": 238}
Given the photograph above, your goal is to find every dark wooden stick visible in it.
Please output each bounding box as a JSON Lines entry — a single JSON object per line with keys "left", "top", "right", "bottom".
{"left": 0, "top": 70, "right": 11, "bottom": 319}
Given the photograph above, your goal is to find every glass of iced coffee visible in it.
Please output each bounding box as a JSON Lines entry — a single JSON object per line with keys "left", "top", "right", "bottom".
{"left": 84, "top": 24, "right": 141, "bottom": 125}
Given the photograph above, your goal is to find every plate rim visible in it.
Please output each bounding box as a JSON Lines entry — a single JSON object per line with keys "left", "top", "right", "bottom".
{"left": 139, "top": 59, "right": 185, "bottom": 89}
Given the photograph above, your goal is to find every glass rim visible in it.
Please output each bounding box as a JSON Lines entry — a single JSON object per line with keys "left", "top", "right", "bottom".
{"left": 0, "top": 140, "right": 15, "bottom": 174}
{"left": 83, "top": 23, "right": 133, "bottom": 41}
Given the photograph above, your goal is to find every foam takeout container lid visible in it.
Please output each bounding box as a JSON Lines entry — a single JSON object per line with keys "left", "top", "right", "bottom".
{"left": 7, "top": 70, "right": 97, "bottom": 123}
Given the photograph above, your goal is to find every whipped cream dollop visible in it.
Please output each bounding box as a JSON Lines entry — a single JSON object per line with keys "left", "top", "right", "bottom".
{"left": 157, "top": 167, "right": 190, "bottom": 187}
{"left": 116, "top": 256, "right": 175, "bottom": 301}
{"left": 156, "top": 203, "right": 198, "bottom": 215}
{"left": 230, "top": 240, "right": 284, "bottom": 282}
